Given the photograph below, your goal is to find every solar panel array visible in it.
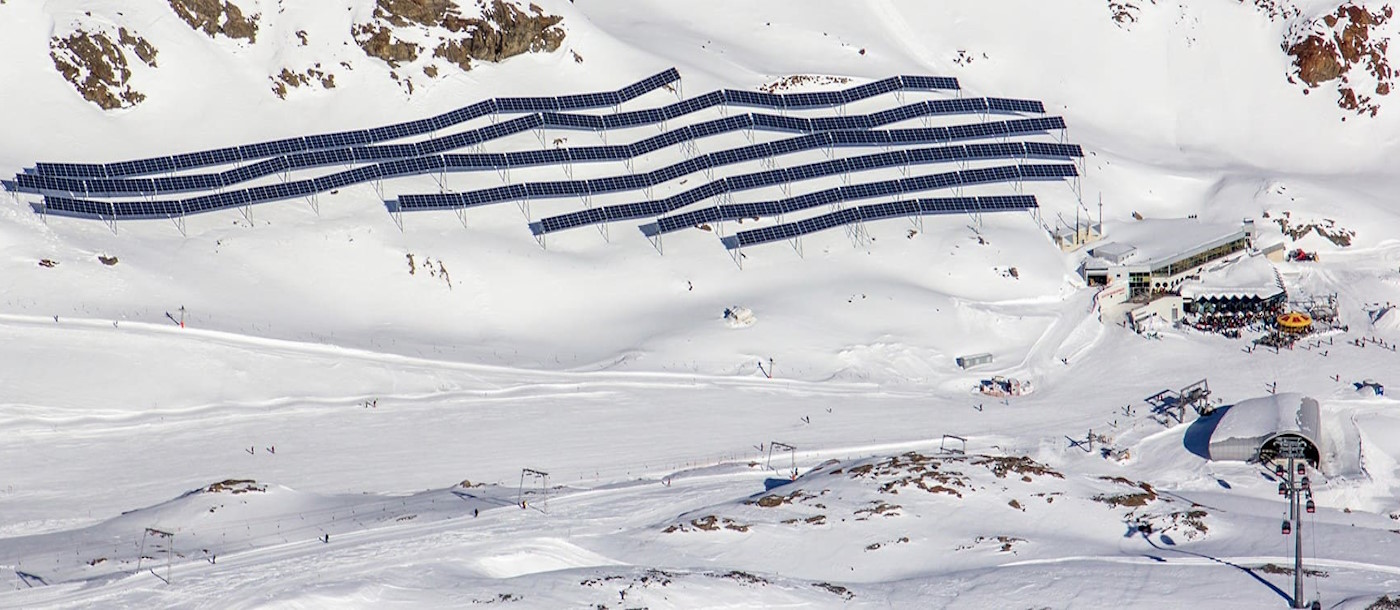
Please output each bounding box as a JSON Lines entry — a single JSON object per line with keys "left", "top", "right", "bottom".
{"left": 9, "top": 69, "right": 1082, "bottom": 254}
{"left": 20, "top": 71, "right": 963, "bottom": 182}
{"left": 395, "top": 125, "right": 1076, "bottom": 212}
{"left": 11, "top": 97, "right": 1052, "bottom": 198}
{"left": 718, "top": 195, "right": 1039, "bottom": 248}
{"left": 533, "top": 163, "right": 1075, "bottom": 236}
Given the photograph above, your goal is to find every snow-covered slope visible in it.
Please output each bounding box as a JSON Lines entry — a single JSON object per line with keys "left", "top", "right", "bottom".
{"left": 5, "top": 0, "right": 1400, "bottom": 608}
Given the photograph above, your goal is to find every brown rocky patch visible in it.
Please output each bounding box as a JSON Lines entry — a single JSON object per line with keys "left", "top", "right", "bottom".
{"left": 1242, "top": 0, "right": 1301, "bottom": 21}
{"left": 168, "top": 0, "right": 259, "bottom": 43}
{"left": 1285, "top": 3, "right": 1394, "bottom": 116}
{"left": 812, "top": 582, "right": 854, "bottom": 600}
{"left": 956, "top": 535, "right": 1025, "bottom": 553}
{"left": 663, "top": 515, "right": 750, "bottom": 533}
{"left": 759, "top": 74, "right": 851, "bottom": 93}
{"left": 433, "top": 0, "right": 564, "bottom": 68}
{"left": 205, "top": 479, "right": 266, "bottom": 494}
{"left": 355, "top": 0, "right": 564, "bottom": 90}
{"left": 270, "top": 66, "right": 337, "bottom": 99}
{"left": 854, "top": 501, "right": 902, "bottom": 520}
{"left": 972, "top": 455, "right": 1064, "bottom": 479}
{"left": 50, "top": 27, "right": 157, "bottom": 110}
{"left": 354, "top": 24, "right": 421, "bottom": 67}
{"left": 1273, "top": 212, "right": 1355, "bottom": 246}
{"left": 1093, "top": 477, "right": 1158, "bottom": 507}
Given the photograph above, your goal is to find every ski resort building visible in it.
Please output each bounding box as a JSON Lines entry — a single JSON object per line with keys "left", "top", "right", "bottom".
{"left": 1207, "top": 393, "right": 1323, "bottom": 468}
{"left": 1085, "top": 218, "right": 1285, "bottom": 328}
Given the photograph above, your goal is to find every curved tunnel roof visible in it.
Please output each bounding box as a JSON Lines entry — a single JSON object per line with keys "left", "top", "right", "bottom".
{"left": 1208, "top": 393, "right": 1322, "bottom": 466}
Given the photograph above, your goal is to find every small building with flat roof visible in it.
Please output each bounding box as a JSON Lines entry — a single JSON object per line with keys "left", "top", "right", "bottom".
{"left": 1083, "top": 218, "right": 1254, "bottom": 297}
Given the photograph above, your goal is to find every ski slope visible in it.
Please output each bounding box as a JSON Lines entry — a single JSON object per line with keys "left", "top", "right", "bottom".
{"left": 5, "top": 0, "right": 1400, "bottom": 607}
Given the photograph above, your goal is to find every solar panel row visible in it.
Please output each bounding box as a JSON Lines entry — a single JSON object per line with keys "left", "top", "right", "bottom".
{"left": 718, "top": 194, "right": 1038, "bottom": 249}
{"left": 531, "top": 163, "right": 1074, "bottom": 236}
{"left": 663, "top": 169, "right": 1046, "bottom": 236}
{"left": 410, "top": 136, "right": 1076, "bottom": 212}
{"left": 13, "top": 97, "right": 1057, "bottom": 198}
{"left": 24, "top": 70, "right": 976, "bottom": 183}
{"left": 27, "top": 126, "right": 1074, "bottom": 222}
{"left": 15, "top": 127, "right": 1071, "bottom": 224}
{"left": 28, "top": 68, "right": 682, "bottom": 180}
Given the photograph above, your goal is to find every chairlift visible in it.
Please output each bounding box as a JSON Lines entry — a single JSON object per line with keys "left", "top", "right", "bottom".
{"left": 1274, "top": 464, "right": 1286, "bottom": 478}
{"left": 1300, "top": 476, "right": 1311, "bottom": 490}
{"left": 1296, "top": 463, "right": 1306, "bottom": 475}
{"left": 1278, "top": 482, "right": 1288, "bottom": 496}
{"left": 1306, "top": 499, "right": 1316, "bottom": 514}
{"left": 1281, "top": 520, "right": 1292, "bottom": 535}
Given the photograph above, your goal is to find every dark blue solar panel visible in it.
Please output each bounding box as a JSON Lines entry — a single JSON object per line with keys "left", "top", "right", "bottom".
{"left": 899, "top": 75, "right": 960, "bottom": 91}
{"left": 24, "top": 70, "right": 1061, "bottom": 223}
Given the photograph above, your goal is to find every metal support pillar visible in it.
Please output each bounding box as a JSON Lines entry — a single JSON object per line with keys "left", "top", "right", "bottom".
{"left": 646, "top": 226, "right": 664, "bottom": 255}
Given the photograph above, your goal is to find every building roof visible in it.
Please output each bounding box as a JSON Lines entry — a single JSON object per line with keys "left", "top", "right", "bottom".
{"left": 1089, "top": 242, "right": 1136, "bottom": 263}
{"left": 1211, "top": 393, "right": 1320, "bottom": 447}
{"left": 1254, "top": 228, "right": 1287, "bottom": 253}
{"left": 1086, "top": 218, "right": 1245, "bottom": 270}
{"left": 1179, "top": 253, "right": 1285, "bottom": 300}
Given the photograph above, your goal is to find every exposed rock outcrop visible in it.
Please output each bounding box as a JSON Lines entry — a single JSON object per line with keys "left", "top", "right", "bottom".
{"left": 353, "top": 23, "right": 421, "bottom": 67}
{"left": 434, "top": 0, "right": 565, "bottom": 69}
{"left": 50, "top": 27, "right": 158, "bottom": 110}
{"left": 1107, "top": 0, "right": 1154, "bottom": 26}
{"left": 168, "top": 0, "right": 259, "bottom": 43}
{"left": 759, "top": 74, "right": 851, "bottom": 94}
{"left": 269, "top": 65, "right": 337, "bottom": 99}
{"left": 354, "top": 0, "right": 566, "bottom": 93}
{"left": 1284, "top": 3, "right": 1394, "bottom": 116}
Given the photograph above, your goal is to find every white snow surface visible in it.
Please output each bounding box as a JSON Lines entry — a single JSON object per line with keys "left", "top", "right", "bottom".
{"left": 4, "top": 0, "right": 1400, "bottom": 608}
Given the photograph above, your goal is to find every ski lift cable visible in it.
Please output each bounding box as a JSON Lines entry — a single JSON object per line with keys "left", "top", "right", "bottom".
{"left": 1304, "top": 509, "right": 1316, "bottom": 601}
